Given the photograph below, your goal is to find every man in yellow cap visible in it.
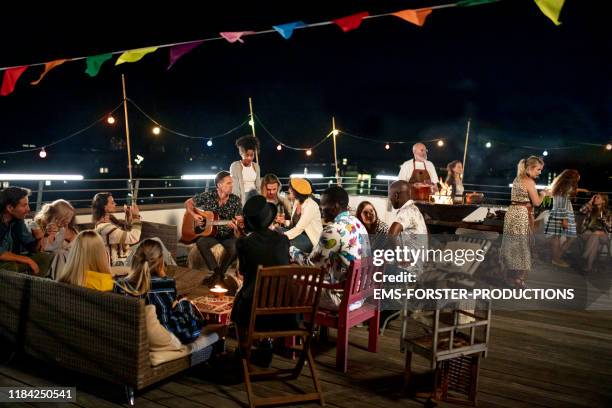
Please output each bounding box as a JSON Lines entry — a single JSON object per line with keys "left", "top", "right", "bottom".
{"left": 283, "top": 178, "right": 322, "bottom": 253}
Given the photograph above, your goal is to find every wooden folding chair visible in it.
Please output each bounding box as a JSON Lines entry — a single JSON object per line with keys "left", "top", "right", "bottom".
{"left": 237, "top": 265, "right": 326, "bottom": 408}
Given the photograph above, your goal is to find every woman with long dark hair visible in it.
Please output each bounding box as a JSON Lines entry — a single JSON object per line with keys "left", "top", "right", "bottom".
{"left": 580, "top": 193, "right": 611, "bottom": 272}
{"left": 92, "top": 192, "right": 142, "bottom": 265}
{"left": 445, "top": 160, "right": 464, "bottom": 204}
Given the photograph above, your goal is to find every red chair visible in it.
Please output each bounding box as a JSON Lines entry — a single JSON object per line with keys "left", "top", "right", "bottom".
{"left": 311, "top": 258, "right": 380, "bottom": 372}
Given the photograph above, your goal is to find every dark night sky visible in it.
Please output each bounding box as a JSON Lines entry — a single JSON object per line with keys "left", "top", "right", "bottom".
{"left": 0, "top": 0, "right": 610, "bottom": 190}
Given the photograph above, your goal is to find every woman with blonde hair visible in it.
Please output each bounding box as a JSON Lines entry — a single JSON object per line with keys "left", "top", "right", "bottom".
{"left": 31, "top": 199, "right": 78, "bottom": 279}
{"left": 56, "top": 230, "right": 114, "bottom": 291}
{"left": 501, "top": 156, "right": 551, "bottom": 288}
{"left": 114, "top": 239, "right": 204, "bottom": 344}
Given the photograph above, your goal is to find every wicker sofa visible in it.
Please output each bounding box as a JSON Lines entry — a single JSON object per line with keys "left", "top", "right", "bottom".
{"left": 0, "top": 266, "right": 219, "bottom": 405}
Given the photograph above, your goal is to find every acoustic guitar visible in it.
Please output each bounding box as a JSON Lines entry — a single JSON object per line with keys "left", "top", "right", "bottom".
{"left": 180, "top": 208, "right": 234, "bottom": 243}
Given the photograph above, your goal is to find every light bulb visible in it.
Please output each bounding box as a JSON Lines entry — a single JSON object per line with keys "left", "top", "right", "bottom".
{"left": 152, "top": 126, "right": 161, "bottom": 135}
{"left": 485, "top": 142, "right": 492, "bottom": 148}
{"left": 606, "top": 143, "right": 612, "bottom": 151}
{"left": 332, "top": 129, "right": 340, "bottom": 136}
{"left": 39, "top": 148, "right": 47, "bottom": 158}
{"left": 306, "top": 149, "right": 312, "bottom": 156}
{"left": 543, "top": 150, "right": 548, "bottom": 156}
{"left": 437, "top": 140, "right": 444, "bottom": 147}
{"left": 206, "top": 139, "right": 213, "bottom": 147}
{"left": 107, "top": 116, "right": 115, "bottom": 124}
{"left": 276, "top": 144, "right": 282, "bottom": 151}
{"left": 248, "top": 119, "right": 255, "bottom": 127}
{"left": 385, "top": 143, "right": 390, "bottom": 150}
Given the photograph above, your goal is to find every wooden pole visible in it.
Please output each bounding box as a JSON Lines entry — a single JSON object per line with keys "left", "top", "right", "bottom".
{"left": 121, "top": 74, "right": 134, "bottom": 199}
{"left": 248, "top": 97, "right": 259, "bottom": 163}
{"left": 332, "top": 116, "right": 340, "bottom": 185}
{"left": 462, "top": 118, "right": 471, "bottom": 181}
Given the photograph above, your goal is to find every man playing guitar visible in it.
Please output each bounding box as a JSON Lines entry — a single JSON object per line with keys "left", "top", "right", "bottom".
{"left": 184, "top": 171, "right": 243, "bottom": 286}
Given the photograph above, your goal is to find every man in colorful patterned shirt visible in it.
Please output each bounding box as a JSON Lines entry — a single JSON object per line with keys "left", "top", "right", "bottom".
{"left": 185, "top": 171, "right": 243, "bottom": 286}
{"left": 290, "top": 185, "right": 371, "bottom": 310}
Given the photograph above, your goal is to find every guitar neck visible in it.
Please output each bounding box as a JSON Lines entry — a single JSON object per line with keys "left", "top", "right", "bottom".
{"left": 210, "top": 220, "right": 233, "bottom": 226}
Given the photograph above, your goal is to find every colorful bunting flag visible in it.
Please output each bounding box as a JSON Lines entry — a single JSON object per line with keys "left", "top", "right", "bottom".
{"left": 534, "top": 0, "right": 565, "bottom": 25}
{"left": 115, "top": 47, "right": 159, "bottom": 66}
{"left": 168, "top": 41, "right": 204, "bottom": 70}
{"left": 457, "top": 0, "right": 500, "bottom": 6}
{"left": 1, "top": 66, "right": 28, "bottom": 96}
{"left": 272, "top": 21, "right": 307, "bottom": 40}
{"left": 30, "top": 59, "right": 67, "bottom": 85}
{"left": 392, "top": 9, "right": 433, "bottom": 27}
{"left": 220, "top": 32, "right": 254, "bottom": 43}
{"left": 333, "top": 12, "right": 369, "bottom": 32}
{"left": 85, "top": 53, "right": 113, "bottom": 77}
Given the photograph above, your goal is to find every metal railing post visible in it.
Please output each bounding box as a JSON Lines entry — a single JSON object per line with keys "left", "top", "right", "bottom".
{"left": 36, "top": 180, "right": 44, "bottom": 212}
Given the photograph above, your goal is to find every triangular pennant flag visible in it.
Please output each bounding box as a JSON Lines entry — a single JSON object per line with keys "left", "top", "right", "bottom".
{"left": 392, "top": 9, "right": 432, "bottom": 27}
{"left": 1, "top": 66, "right": 28, "bottom": 96}
{"left": 333, "top": 11, "right": 369, "bottom": 32}
{"left": 457, "top": 0, "right": 500, "bottom": 6}
{"left": 115, "top": 47, "right": 159, "bottom": 66}
{"left": 272, "top": 21, "right": 307, "bottom": 40}
{"left": 85, "top": 53, "right": 113, "bottom": 77}
{"left": 168, "top": 41, "right": 204, "bottom": 70}
{"left": 534, "top": 0, "right": 565, "bottom": 25}
{"left": 30, "top": 59, "right": 67, "bottom": 85}
{"left": 220, "top": 32, "right": 254, "bottom": 43}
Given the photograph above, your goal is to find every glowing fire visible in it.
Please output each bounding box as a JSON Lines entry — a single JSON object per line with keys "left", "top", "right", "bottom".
{"left": 432, "top": 181, "right": 453, "bottom": 204}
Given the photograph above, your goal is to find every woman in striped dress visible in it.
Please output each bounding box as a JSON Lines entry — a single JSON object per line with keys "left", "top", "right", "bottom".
{"left": 544, "top": 170, "right": 580, "bottom": 267}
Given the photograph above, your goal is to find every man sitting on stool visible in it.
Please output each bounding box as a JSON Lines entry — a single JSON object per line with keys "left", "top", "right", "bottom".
{"left": 184, "top": 171, "right": 243, "bottom": 287}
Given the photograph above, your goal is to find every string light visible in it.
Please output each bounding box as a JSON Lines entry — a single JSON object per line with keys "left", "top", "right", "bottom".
{"left": 39, "top": 148, "right": 47, "bottom": 159}
{"left": 437, "top": 140, "right": 444, "bottom": 147}
{"left": 248, "top": 119, "right": 255, "bottom": 127}
{"left": 385, "top": 143, "right": 390, "bottom": 150}
{"left": 332, "top": 129, "right": 340, "bottom": 136}
{"left": 606, "top": 143, "right": 612, "bottom": 151}
{"left": 543, "top": 150, "right": 549, "bottom": 156}
{"left": 206, "top": 139, "right": 213, "bottom": 147}
{"left": 485, "top": 142, "right": 492, "bottom": 148}
{"left": 276, "top": 144, "right": 282, "bottom": 151}
{"left": 306, "top": 149, "right": 312, "bottom": 156}
{"left": 152, "top": 126, "right": 161, "bottom": 135}
{"left": 106, "top": 116, "right": 116, "bottom": 125}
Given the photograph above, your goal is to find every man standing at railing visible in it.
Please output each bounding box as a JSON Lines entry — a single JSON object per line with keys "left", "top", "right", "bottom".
{"left": 0, "top": 186, "right": 52, "bottom": 276}
{"left": 398, "top": 142, "right": 439, "bottom": 200}
{"left": 184, "top": 171, "right": 244, "bottom": 287}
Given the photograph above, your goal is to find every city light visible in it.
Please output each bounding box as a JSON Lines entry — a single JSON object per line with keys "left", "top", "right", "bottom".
{"left": 0, "top": 174, "right": 84, "bottom": 181}
{"left": 181, "top": 174, "right": 216, "bottom": 180}
{"left": 376, "top": 175, "right": 399, "bottom": 181}
{"left": 290, "top": 173, "right": 324, "bottom": 179}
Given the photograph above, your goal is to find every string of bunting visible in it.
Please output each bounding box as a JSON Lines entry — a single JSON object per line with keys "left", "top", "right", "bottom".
{"left": 0, "top": 0, "right": 566, "bottom": 96}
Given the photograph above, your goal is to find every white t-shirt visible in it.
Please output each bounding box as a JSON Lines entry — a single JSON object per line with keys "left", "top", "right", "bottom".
{"left": 241, "top": 164, "right": 257, "bottom": 194}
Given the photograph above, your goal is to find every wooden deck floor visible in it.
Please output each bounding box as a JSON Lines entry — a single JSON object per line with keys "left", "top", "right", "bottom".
{"left": 1, "top": 310, "right": 611, "bottom": 407}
